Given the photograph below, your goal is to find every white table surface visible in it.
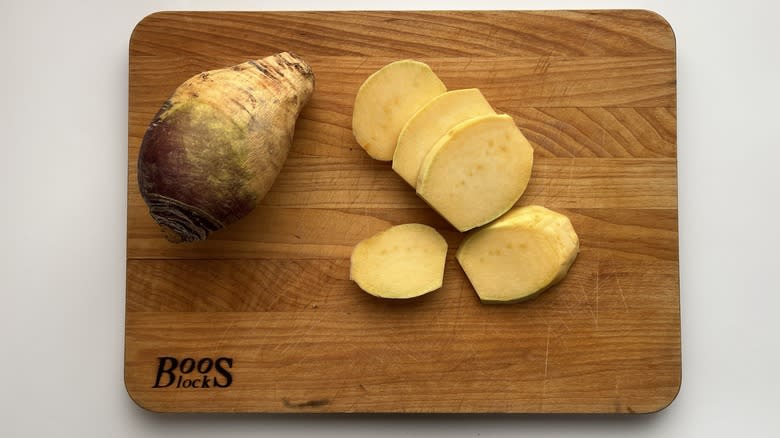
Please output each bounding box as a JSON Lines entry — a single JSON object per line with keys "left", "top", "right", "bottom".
{"left": 2, "top": 0, "right": 778, "bottom": 436}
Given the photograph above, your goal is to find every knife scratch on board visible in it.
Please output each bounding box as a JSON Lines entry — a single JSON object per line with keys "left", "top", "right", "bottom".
{"left": 540, "top": 325, "right": 552, "bottom": 410}
{"left": 595, "top": 254, "right": 601, "bottom": 329}
{"left": 214, "top": 322, "right": 236, "bottom": 351}
{"left": 583, "top": 23, "right": 597, "bottom": 45}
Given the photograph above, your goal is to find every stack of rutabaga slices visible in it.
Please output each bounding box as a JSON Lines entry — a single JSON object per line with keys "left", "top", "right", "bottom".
{"left": 350, "top": 60, "right": 579, "bottom": 304}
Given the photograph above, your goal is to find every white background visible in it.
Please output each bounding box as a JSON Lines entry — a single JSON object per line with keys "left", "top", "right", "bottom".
{"left": 1, "top": 0, "right": 778, "bottom": 436}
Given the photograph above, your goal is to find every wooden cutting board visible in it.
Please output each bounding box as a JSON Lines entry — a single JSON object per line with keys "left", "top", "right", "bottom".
{"left": 125, "top": 10, "right": 679, "bottom": 413}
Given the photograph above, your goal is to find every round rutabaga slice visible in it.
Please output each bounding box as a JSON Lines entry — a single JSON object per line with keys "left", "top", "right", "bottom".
{"left": 392, "top": 89, "right": 495, "bottom": 187}
{"left": 352, "top": 60, "right": 447, "bottom": 161}
{"left": 416, "top": 114, "right": 534, "bottom": 232}
{"left": 456, "top": 206, "right": 579, "bottom": 303}
{"left": 350, "top": 224, "right": 448, "bottom": 299}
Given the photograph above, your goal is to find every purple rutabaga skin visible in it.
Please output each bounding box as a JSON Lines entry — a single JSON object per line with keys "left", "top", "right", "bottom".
{"left": 137, "top": 52, "right": 314, "bottom": 242}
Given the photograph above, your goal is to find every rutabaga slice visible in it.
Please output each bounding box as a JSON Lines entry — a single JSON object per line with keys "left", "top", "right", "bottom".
{"left": 456, "top": 206, "right": 579, "bottom": 303}
{"left": 350, "top": 224, "right": 448, "bottom": 299}
{"left": 416, "top": 114, "right": 534, "bottom": 232}
{"left": 495, "top": 205, "right": 579, "bottom": 286}
{"left": 392, "top": 89, "right": 495, "bottom": 187}
{"left": 352, "top": 60, "right": 447, "bottom": 161}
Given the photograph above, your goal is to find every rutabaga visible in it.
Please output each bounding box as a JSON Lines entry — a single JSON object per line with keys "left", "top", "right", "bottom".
{"left": 352, "top": 60, "right": 446, "bottom": 161}
{"left": 456, "top": 206, "right": 579, "bottom": 303}
{"left": 137, "top": 52, "right": 315, "bottom": 242}
{"left": 417, "top": 114, "right": 534, "bottom": 232}
{"left": 392, "top": 88, "right": 495, "bottom": 188}
{"left": 350, "top": 224, "right": 448, "bottom": 299}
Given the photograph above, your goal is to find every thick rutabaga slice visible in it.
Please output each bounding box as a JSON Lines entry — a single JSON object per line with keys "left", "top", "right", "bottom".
{"left": 456, "top": 206, "right": 579, "bottom": 303}
{"left": 392, "top": 89, "right": 495, "bottom": 187}
{"left": 352, "top": 60, "right": 446, "bottom": 161}
{"left": 496, "top": 205, "right": 579, "bottom": 286}
{"left": 416, "top": 114, "right": 534, "bottom": 232}
{"left": 350, "top": 224, "right": 448, "bottom": 299}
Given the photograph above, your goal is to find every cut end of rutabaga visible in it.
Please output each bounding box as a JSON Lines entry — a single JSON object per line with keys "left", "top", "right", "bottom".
{"left": 456, "top": 206, "right": 579, "bottom": 303}
{"left": 350, "top": 223, "right": 448, "bottom": 299}
{"left": 417, "top": 114, "right": 534, "bottom": 232}
{"left": 352, "top": 60, "right": 447, "bottom": 161}
{"left": 392, "top": 89, "right": 495, "bottom": 187}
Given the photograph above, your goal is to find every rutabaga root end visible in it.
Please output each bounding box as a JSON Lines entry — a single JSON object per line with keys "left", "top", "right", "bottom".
{"left": 143, "top": 193, "right": 224, "bottom": 243}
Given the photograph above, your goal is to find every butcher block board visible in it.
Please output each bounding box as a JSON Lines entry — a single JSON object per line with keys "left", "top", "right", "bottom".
{"left": 125, "top": 10, "right": 680, "bottom": 413}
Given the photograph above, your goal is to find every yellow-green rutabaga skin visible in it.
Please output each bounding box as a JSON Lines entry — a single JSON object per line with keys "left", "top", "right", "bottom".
{"left": 138, "top": 52, "right": 314, "bottom": 242}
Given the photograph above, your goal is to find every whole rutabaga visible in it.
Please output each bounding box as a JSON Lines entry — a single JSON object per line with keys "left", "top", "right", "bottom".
{"left": 137, "top": 52, "right": 315, "bottom": 242}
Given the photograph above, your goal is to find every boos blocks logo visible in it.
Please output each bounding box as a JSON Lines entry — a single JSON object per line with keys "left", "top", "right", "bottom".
{"left": 152, "top": 356, "right": 233, "bottom": 389}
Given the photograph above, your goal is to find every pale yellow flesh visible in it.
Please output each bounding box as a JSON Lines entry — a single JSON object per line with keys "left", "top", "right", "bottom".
{"left": 456, "top": 206, "right": 579, "bottom": 303}
{"left": 417, "top": 114, "right": 534, "bottom": 231}
{"left": 392, "top": 89, "right": 495, "bottom": 187}
{"left": 493, "top": 205, "right": 579, "bottom": 285}
{"left": 350, "top": 223, "right": 448, "bottom": 298}
{"left": 457, "top": 227, "right": 560, "bottom": 302}
{"left": 352, "top": 60, "right": 447, "bottom": 161}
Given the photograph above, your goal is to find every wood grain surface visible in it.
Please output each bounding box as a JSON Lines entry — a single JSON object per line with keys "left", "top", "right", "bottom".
{"left": 125, "top": 10, "right": 679, "bottom": 413}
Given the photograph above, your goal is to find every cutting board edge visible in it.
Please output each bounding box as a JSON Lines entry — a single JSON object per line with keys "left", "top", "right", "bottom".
{"left": 125, "top": 9, "right": 680, "bottom": 415}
